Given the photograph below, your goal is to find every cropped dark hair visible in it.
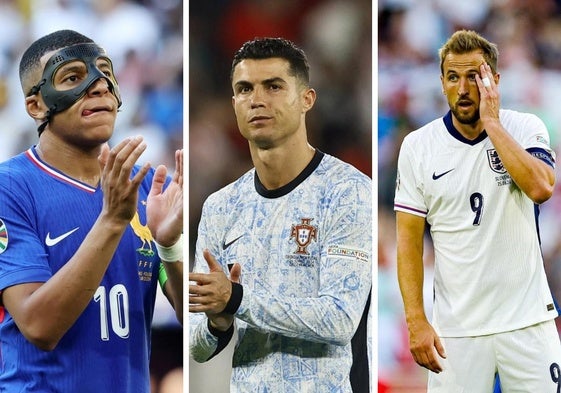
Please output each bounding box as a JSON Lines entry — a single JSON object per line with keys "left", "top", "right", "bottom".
{"left": 231, "top": 37, "right": 310, "bottom": 86}
{"left": 19, "top": 29, "right": 94, "bottom": 94}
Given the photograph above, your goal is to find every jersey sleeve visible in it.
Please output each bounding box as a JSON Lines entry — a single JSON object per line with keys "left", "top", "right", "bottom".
{"left": 509, "top": 111, "right": 556, "bottom": 168}
{"left": 394, "top": 135, "right": 428, "bottom": 217}
{"left": 0, "top": 172, "right": 51, "bottom": 291}
{"left": 189, "top": 195, "right": 225, "bottom": 362}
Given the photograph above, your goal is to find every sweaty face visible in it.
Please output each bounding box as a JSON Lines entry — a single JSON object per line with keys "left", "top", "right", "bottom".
{"left": 231, "top": 58, "right": 308, "bottom": 149}
{"left": 441, "top": 50, "right": 487, "bottom": 126}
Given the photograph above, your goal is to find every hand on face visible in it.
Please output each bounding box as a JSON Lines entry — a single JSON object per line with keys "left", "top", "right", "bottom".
{"left": 476, "top": 62, "right": 500, "bottom": 122}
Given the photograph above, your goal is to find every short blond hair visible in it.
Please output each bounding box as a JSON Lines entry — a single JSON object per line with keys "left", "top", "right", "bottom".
{"left": 439, "top": 30, "right": 499, "bottom": 75}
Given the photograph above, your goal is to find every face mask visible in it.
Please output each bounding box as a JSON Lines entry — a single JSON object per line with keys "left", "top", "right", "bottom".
{"left": 28, "top": 43, "right": 122, "bottom": 133}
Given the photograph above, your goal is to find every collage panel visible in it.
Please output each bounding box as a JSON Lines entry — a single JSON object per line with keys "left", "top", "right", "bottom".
{"left": 379, "top": 1, "right": 561, "bottom": 392}
{"left": 189, "top": 1, "right": 373, "bottom": 392}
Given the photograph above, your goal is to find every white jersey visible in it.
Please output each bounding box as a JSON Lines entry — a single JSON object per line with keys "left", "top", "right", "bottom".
{"left": 394, "top": 109, "right": 558, "bottom": 337}
{"left": 190, "top": 151, "right": 372, "bottom": 392}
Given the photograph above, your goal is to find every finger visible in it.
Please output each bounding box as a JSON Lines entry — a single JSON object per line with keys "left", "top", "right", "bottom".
{"left": 104, "top": 137, "right": 136, "bottom": 173}
{"left": 189, "top": 272, "right": 214, "bottom": 285}
{"left": 98, "top": 143, "right": 110, "bottom": 172}
{"left": 130, "top": 162, "right": 151, "bottom": 191}
{"left": 434, "top": 336, "right": 447, "bottom": 359}
{"left": 415, "top": 350, "right": 442, "bottom": 373}
{"left": 188, "top": 284, "right": 210, "bottom": 297}
{"left": 189, "top": 304, "right": 210, "bottom": 313}
{"left": 114, "top": 138, "right": 147, "bottom": 183}
{"left": 230, "top": 263, "right": 241, "bottom": 283}
{"left": 203, "top": 249, "right": 224, "bottom": 273}
{"left": 174, "top": 149, "right": 183, "bottom": 186}
{"left": 149, "top": 165, "right": 167, "bottom": 197}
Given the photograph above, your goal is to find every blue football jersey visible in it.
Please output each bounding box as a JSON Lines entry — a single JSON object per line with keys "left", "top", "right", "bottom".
{"left": 0, "top": 147, "right": 162, "bottom": 392}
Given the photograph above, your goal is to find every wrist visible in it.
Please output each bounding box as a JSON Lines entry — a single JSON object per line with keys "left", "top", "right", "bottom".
{"left": 155, "top": 233, "right": 183, "bottom": 263}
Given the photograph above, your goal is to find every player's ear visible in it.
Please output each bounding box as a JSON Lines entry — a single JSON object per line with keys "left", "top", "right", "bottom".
{"left": 302, "top": 88, "right": 316, "bottom": 113}
{"left": 25, "top": 94, "right": 48, "bottom": 123}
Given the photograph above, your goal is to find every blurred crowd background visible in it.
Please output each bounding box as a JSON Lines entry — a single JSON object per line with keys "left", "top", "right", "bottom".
{"left": 378, "top": 0, "right": 561, "bottom": 391}
{"left": 0, "top": 0, "right": 183, "bottom": 392}
{"left": 189, "top": 0, "right": 372, "bottom": 392}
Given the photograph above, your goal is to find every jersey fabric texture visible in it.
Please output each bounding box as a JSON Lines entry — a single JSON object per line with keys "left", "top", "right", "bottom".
{"left": 394, "top": 109, "right": 558, "bottom": 337}
{"left": 190, "top": 150, "right": 372, "bottom": 393}
{"left": 0, "top": 147, "right": 163, "bottom": 392}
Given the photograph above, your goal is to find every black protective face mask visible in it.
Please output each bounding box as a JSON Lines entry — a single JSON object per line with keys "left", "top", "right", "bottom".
{"left": 28, "top": 43, "right": 122, "bottom": 134}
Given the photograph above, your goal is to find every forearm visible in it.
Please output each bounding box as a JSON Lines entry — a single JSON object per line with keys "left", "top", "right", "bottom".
{"left": 484, "top": 119, "right": 554, "bottom": 203}
{"left": 11, "top": 214, "right": 127, "bottom": 349}
{"left": 236, "top": 276, "right": 370, "bottom": 346}
{"left": 163, "top": 261, "right": 184, "bottom": 323}
{"left": 396, "top": 212, "right": 428, "bottom": 327}
{"left": 189, "top": 312, "right": 232, "bottom": 362}
{"left": 397, "top": 250, "right": 427, "bottom": 328}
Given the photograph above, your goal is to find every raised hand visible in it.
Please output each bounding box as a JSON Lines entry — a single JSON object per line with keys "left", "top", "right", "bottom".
{"left": 189, "top": 250, "right": 242, "bottom": 331}
{"left": 98, "top": 136, "right": 151, "bottom": 225}
{"left": 476, "top": 62, "right": 500, "bottom": 122}
{"left": 147, "top": 149, "right": 184, "bottom": 246}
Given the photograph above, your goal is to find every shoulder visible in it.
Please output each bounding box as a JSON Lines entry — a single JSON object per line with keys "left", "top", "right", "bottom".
{"left": 202, "top": 168, "right": 255, "bottom": 208}
{"left": 319, "top": 154, "right": 371, "bottom": 184}
{"left": 401, "top": 117, "right": 445, "bottom": 148}
{"left": 316, "top": 154, "right": 372, "bottom": 201}
{"left": 0, "top": 151, "right": 35, "bottom": 188}
{"left": 499, "top": 108, "right": 546, "bottom": 129}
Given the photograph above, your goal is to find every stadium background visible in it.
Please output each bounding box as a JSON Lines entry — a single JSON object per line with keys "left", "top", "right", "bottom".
{"left": 379, "top": 0, "right": 561, "bottom": 391}
{"left": 189, "top": 0, "right": 372, "bottom": 392}
{"left": 0, "top": 0, "right": 183, "bottom": 392}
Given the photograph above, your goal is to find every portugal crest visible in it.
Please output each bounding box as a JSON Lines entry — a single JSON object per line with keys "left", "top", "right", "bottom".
{"left": 290, "top": 218, "right": 317, "bottom": 255}
{"left": 487, "top": 149, "right": 506, "bottom": 174}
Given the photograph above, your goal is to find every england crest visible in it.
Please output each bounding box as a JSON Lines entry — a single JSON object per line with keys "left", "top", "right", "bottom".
{"left": 487, "top": 149, "right": 506, "bottom": 174}
{"left": 290, "top": 218, "right": 317, "bottom": 255}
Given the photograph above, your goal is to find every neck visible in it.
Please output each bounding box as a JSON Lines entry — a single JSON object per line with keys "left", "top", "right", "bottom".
{"left": 36, "top": 136, "right": 103, "bottom": 187}
{"left": 251, "top": 142, "right": 316, "bottom": 190}
{"left": 452, "top": 117, "right": 484, "bottom": 141}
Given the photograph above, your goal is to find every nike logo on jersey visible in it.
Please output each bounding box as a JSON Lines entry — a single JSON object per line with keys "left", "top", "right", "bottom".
{"left": 222, "top": 235, "right": 243, "bottom": 250}
{"left": 432, "top": 169, "right": 454, "bottom": 180}
{"left": 45, "top": 227, "right": 79, "bottom": 246}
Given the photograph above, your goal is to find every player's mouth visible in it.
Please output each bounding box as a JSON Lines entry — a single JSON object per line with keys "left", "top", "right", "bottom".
{"left": 82, "top": 106, "right": 113, "bottom": 116}
{"left": 456, "top": 99, "right": 473, "bottom": 109}
{"left": 249, "top": 115, "right": 272, "bottom": 123}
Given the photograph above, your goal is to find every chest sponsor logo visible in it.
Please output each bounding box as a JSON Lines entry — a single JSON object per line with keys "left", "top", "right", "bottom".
{"left": 290, "top": 218, "right": 317, "bottom": 255}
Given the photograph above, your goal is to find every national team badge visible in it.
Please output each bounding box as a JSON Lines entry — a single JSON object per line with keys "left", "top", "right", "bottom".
{"left": 0, "top": 219, "right": 8, "bottom": 254}
{"left": 130, "top": 210, "right": 155, "bottom": 257}
{"left": 290, "top": 218, "right": 317, "bottom": 255}
{"left": 487, "top": 149, "right": 506, "bottom": 174}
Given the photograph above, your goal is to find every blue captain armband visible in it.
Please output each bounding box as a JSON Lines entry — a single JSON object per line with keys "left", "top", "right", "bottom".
{"left": 528, "top": 147, "right": 555, "bottom": 168}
